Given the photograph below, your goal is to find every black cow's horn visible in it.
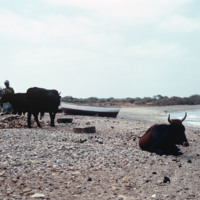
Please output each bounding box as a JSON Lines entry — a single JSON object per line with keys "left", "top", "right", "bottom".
{"left": 168, "top": 114, "right": 171, "bottom": 123}
{"left": 181, "top": 112, "right": 187, "bottom": 122}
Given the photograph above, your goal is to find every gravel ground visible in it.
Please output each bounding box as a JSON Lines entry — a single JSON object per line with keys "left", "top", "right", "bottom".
{"left": 0, "top": 108, "right": 199, "bottom": 200}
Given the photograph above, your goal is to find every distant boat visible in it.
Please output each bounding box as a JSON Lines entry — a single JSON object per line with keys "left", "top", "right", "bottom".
{"left": 61, "top": 102, "right": 120, "bottom": 118}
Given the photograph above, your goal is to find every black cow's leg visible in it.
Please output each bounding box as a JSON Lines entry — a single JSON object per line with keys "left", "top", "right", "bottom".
{"left": 28, "top": 112, "right": 32, "bottom": 128}
{"left": 49, "top": 112, "right": 55, "bottom": 127}
{"left": 33, "top": 112, "right": 42, "bottom": 128}
{"left": 150, "top": 130, "right": 169, "bottom": 155}
{"left": 151, "top": 141, "right": 165, "bottom": 155}
{"left": 153, "top": 148, "right": 164, "bottom": 155}
{"left": 168, "top": 145, "right": 182, "bottom": 156}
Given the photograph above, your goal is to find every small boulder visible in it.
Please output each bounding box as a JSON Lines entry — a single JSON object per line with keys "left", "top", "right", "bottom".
{"left": 57, "top": 118, "right": 73, "bottom": 123}
{"left": 30, "top": 193, "right": 45, "bottom": 198}
{"left": 73, "top": 126, "right": 96, "bottom": 134}
{"left": 163, "top": 176, "right": 170, "bottom": 183}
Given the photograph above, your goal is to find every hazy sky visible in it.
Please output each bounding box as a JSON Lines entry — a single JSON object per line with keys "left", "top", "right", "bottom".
{"left": 0, "top": 0, "right": 200, "bottom": 98}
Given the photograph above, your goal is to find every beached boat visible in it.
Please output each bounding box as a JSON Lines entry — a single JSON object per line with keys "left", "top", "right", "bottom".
{"left": 61, "top": 102, "right": 120, "bottom": 118}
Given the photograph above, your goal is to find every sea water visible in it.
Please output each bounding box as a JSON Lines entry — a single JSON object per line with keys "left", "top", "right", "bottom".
{"left": 165, "top": 110, "right": 200, "bottom": 126}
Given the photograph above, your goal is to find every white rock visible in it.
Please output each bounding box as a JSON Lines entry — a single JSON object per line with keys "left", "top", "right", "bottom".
{"left": 30, "top": 193, "right": 45, "bottom": 198}
{"left": 0, "top": 171, "right": 5, "bottom": 176}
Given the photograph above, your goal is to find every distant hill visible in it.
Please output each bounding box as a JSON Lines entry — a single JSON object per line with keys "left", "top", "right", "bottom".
{"left": 61, "top": 95, "right": 200, "bottom": 107}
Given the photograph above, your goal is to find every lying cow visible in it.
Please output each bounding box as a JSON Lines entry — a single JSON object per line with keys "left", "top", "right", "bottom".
{"left": 139, "top": 113, "right": 189, "bottom": 155}
{"left": 26, "top": 87, "right": 60, "bottom": 128}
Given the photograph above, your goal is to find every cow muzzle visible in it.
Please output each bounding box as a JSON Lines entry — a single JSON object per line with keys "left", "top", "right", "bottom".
{"left": 183, "top": 142, "right": 189, "bottom": 147}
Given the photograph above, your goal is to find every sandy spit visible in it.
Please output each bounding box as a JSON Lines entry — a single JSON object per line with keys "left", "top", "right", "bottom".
{"left": 0, "top": 105, "right": 199, "bottom": 200}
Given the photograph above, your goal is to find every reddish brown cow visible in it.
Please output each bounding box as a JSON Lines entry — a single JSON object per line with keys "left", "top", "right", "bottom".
{"left": 139, "top": 113, "right": 189, "bottom": 155}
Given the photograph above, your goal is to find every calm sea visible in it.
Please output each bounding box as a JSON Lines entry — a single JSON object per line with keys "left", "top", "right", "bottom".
{"left": 166, "top": 110, "right": 200, "bottom": 126}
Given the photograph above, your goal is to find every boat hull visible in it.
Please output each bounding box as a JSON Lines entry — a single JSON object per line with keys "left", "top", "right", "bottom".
{"left": 61, "top": 102, "right": 120, "bottom": 118}
{"left": 62, "top": 107, "right": 119, "bottom": 118}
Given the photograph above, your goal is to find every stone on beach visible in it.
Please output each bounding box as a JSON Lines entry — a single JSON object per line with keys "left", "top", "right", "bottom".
{"left": 57, "top": 118, "right": 73, "bottom": 123}
{"left": 30, "top": 193, "right": 45, "bottom": 198}
{"left": 73, "top": 126, "right": 96, "bottom": 133}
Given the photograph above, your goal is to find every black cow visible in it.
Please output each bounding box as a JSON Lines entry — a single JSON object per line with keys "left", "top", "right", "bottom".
{"left": 26, "top": 87, "right": 60, "bottom": 128}
{"left": 0, "top": 93, "right": 28, "bottom": 115}
{"left": 0, "top": 93, "right": 45, "bottom": 127}
{"left": 139, "top": 113, "right": 189, "bottom": 156}
{"left": 0, "top": 87, "right": 61, "bottom": 128}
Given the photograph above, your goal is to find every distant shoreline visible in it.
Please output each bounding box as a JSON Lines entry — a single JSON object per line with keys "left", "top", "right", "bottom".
{"left": 118, "top": 105, "right": 200, "bottom": 129}
{"left": 61, "top": 95, "right": 200, "bottom": 107}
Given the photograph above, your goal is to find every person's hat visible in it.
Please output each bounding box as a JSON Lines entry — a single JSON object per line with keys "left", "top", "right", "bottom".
{"left": 4, "top": 80, "right": 9, "bottom": 84}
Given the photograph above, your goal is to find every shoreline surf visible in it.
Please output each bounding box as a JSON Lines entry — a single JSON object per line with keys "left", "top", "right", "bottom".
{"left": 118, "top": 105, "right": 200, "bottom": 128}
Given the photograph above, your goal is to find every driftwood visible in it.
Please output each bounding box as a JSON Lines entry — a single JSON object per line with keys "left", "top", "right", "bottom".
{"left": 57, "top": 118, "right": 73, "bottom": 123}
{"left": 73, "top": 126, "right": 96, "bottom": 134}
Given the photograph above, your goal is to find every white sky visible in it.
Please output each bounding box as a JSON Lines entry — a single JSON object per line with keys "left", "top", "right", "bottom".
{"left": 0, "top": 0, "right": 200, "bottom": 98}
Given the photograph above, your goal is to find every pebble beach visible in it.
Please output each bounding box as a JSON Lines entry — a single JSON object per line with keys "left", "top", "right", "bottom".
{"left": 0, "top": 105, "right": 200, "bottom": 200}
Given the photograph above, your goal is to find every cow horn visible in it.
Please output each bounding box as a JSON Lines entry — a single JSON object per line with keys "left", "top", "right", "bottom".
{"left": 181, "top": 112, "right": 187, "bottom": 122}
{"left": 168, "top": 114, "right": 172, "bottom": 123}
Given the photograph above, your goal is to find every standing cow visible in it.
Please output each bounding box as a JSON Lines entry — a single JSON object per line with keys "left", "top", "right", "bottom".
{"left": 139, "top": 113, "right": 189, "bottom": 155}
{"left": 27, "top": 87, "right": 61, "bottom": 128}
{"left": 0, "top": 93, "right": 28, "bottom": 115}
{"left": 0, "top": 87, "right": 60, "bottom": 128}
